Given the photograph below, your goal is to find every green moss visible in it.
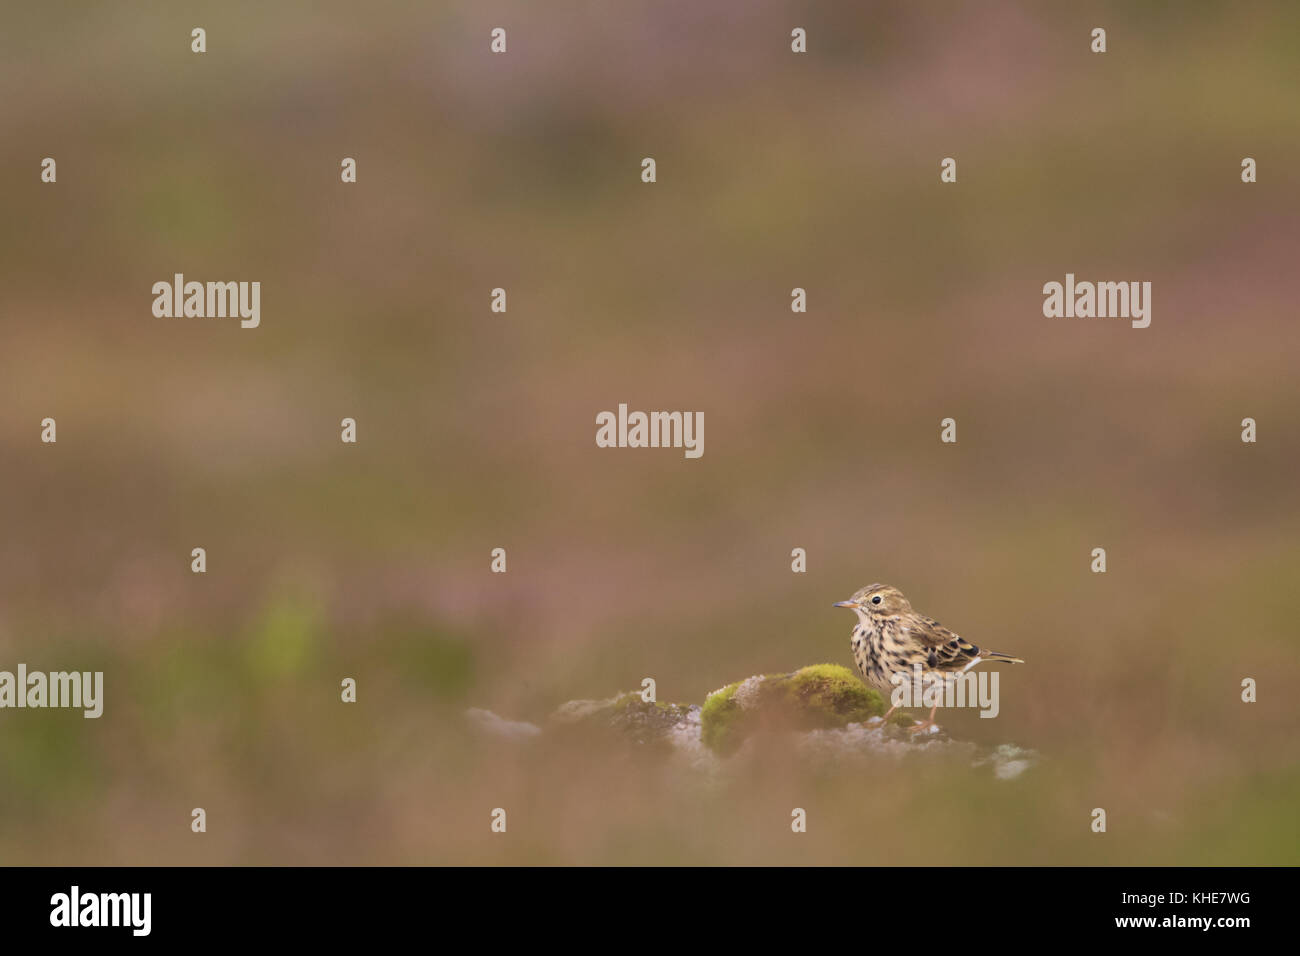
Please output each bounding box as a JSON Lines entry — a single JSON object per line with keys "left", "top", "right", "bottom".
{"left": 781, "top": 663, "right": 876, "bottom": 714}
{"left": 610, "top": 692, "right": 676, "bottom": 714}
{"left": 700, "top": 664, "right": 887, "bottom": 755}
{"left": 700, "top": 679, "right": 748, "bottom": 754}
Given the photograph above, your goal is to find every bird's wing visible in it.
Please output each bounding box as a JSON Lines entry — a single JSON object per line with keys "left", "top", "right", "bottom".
{"left": 905, "top": 618, "right": 982, "bottom": 670}
{"left": 906, "top": 617, "right": 960, "bottom": 647}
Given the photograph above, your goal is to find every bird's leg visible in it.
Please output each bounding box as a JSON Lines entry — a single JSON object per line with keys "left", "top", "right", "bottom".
{"left": 878, "top": 704, "right": 898, "bottom": 725}
{"left": 909, "top": 704, "right": 940, "bottom": 734}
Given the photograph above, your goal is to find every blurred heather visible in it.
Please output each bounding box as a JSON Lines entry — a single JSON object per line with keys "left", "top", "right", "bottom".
{"left": 1, "top": 0, "right": 1298, "bottom": 864}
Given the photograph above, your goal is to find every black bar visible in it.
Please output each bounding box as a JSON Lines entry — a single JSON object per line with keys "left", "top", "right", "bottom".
{"left": 0, "top": 866, "right": 1282, "bottom": 942}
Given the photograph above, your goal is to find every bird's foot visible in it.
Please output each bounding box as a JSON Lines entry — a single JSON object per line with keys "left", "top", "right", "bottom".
{"left": 908, "top": 719, "right": 940, "bottom": 735}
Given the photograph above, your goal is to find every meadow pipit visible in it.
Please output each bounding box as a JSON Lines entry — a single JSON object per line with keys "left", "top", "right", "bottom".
{"left": 834, "top": 583, "right": 1024, "bottom": 732}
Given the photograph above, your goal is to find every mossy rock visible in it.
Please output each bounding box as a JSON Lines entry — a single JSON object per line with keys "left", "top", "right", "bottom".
{"left": 700, "top": 664, "right": 888, "bottom": 755}
{"left": 550, "top": 692, "right": 693, "bottom": 746}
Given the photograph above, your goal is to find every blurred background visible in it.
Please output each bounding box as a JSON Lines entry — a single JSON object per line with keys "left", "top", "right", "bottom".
{"left": 1, "top": 0, "right": 1298, "bottom": 864}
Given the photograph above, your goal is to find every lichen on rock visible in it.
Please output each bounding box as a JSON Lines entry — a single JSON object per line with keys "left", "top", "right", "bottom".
{"left": 550, "top": 691, "right": 695, "bottom": 747}
{"left": 700, "top": 663, "right": 888, "bottom": 755}
{"left": 473, "top": 663, "right": 1037, "bottom": 779}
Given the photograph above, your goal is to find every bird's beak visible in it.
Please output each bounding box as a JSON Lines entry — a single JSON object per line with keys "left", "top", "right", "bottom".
{"left": 834, "top": 600, "right": 858, "bottom": 609}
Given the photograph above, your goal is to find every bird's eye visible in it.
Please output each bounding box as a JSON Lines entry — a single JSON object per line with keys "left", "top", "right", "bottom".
{"left": 871, "top": 595, "right": 882, "bottom": 605}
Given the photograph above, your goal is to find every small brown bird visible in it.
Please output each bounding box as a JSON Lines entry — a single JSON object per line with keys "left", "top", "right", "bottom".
{"left": 834, "top": 583, "right": 1024, "bottom": 733}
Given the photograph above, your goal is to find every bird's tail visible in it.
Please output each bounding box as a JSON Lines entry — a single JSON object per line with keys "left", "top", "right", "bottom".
{"left": 983, "top": 650, "right": 1025, "bottom": 664}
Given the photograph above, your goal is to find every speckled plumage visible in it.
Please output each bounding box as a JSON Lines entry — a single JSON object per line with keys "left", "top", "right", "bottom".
{"left": 835, "top": 583, "right": 1024, "bottom": 729}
